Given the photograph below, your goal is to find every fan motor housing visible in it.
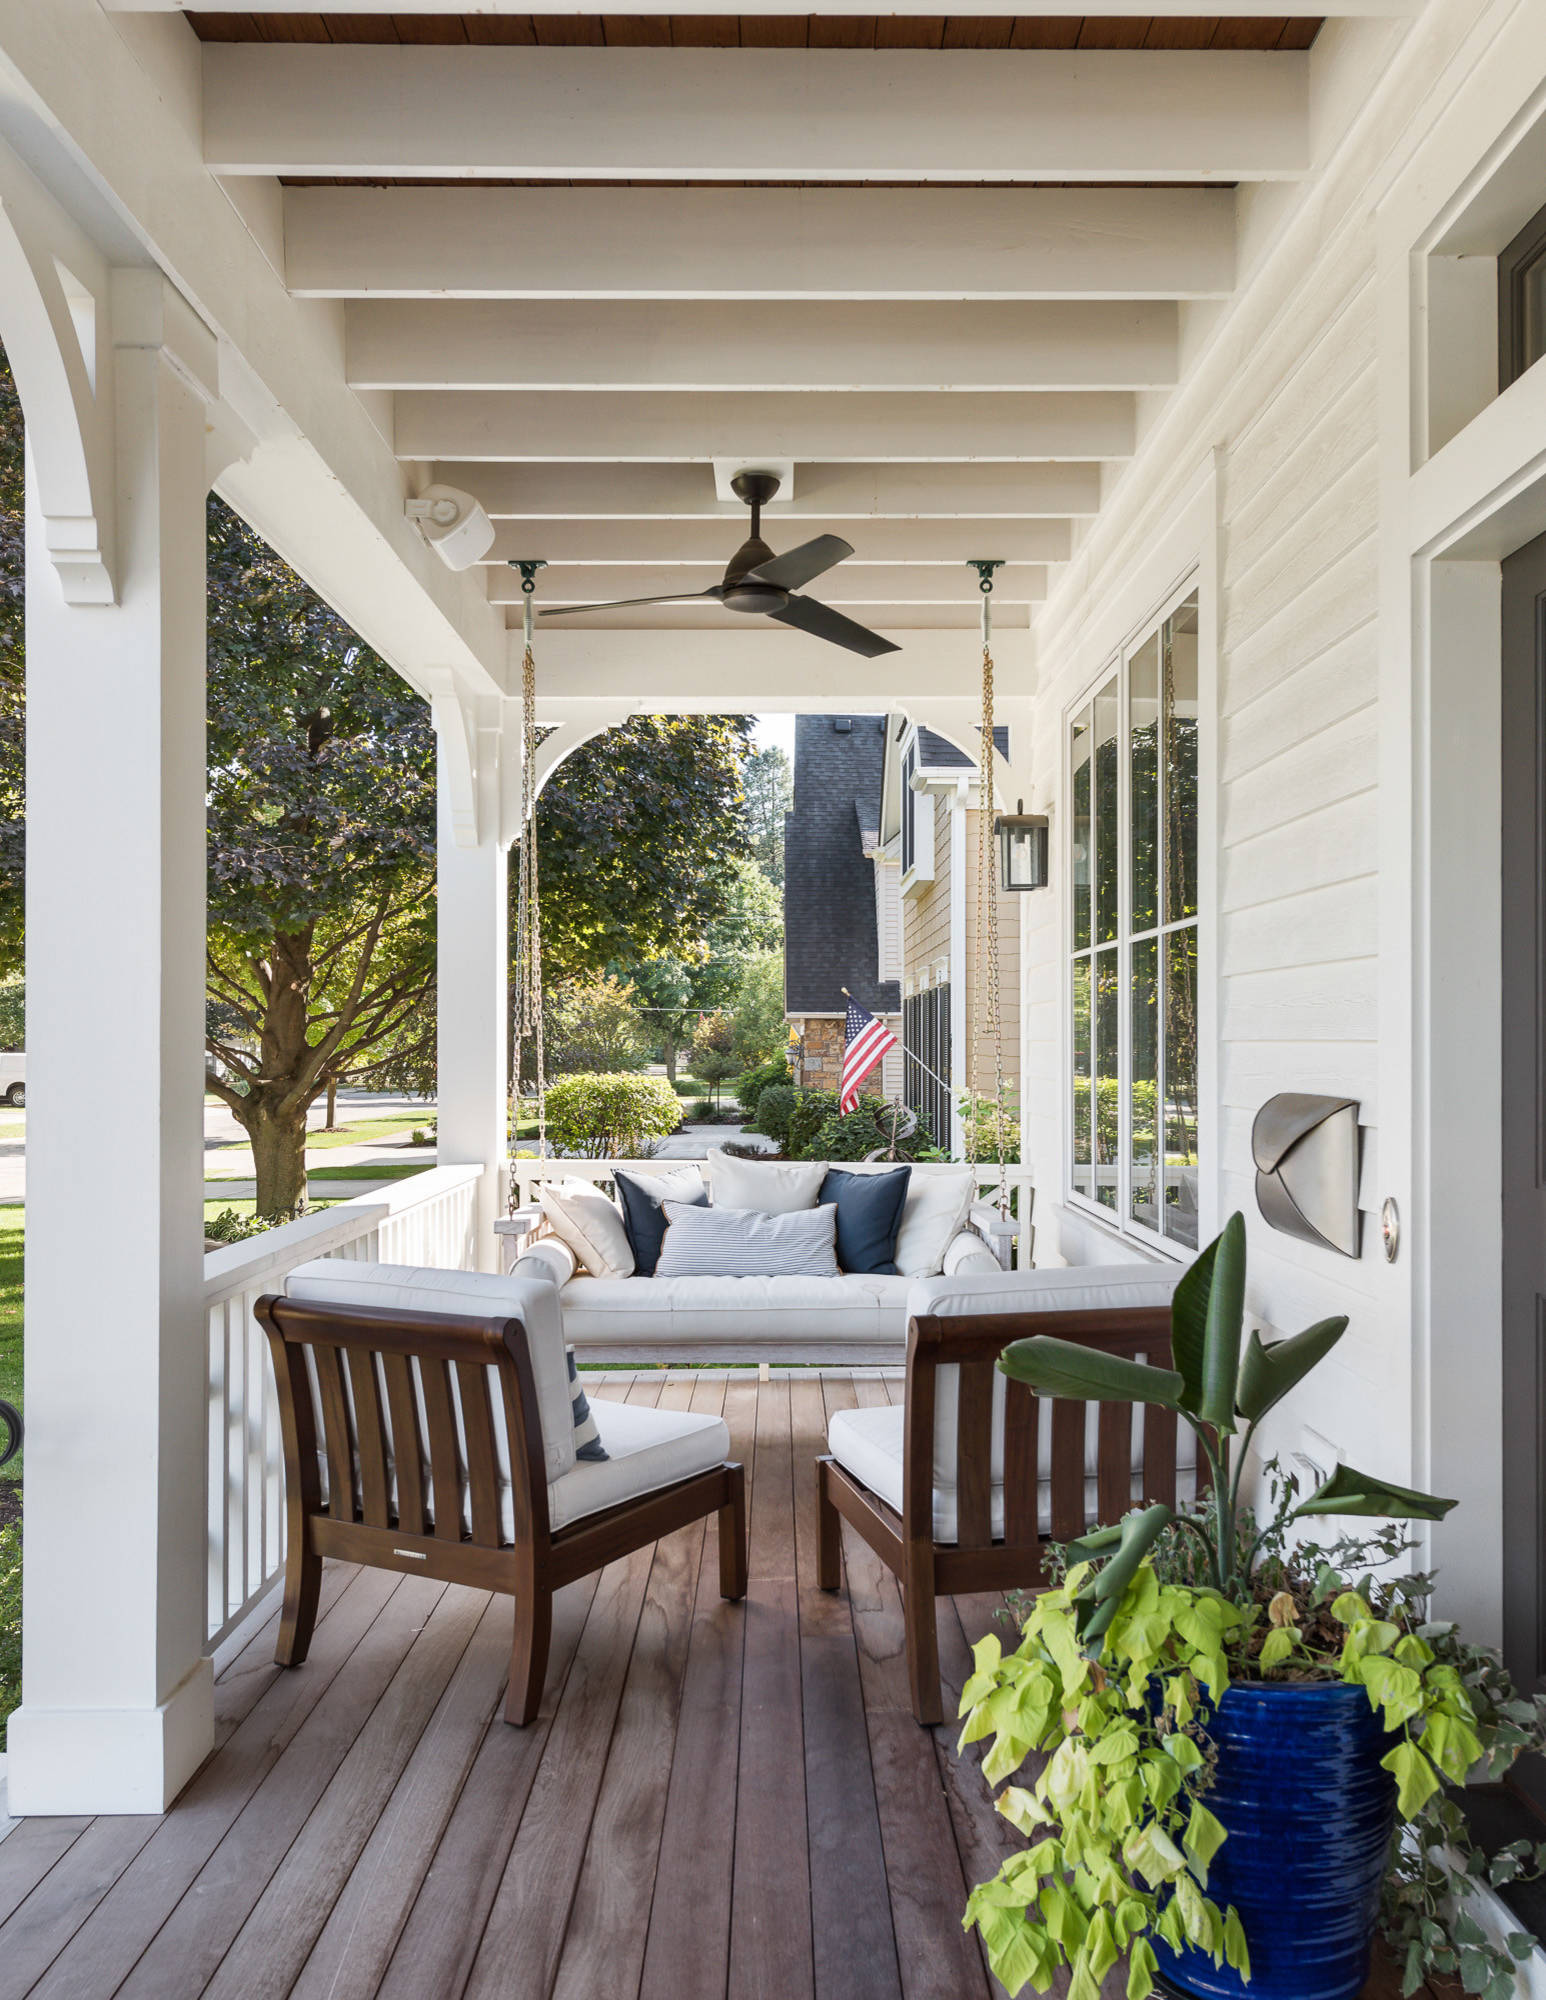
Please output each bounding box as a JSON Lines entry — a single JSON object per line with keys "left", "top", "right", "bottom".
{"left": 720, "top": 580, "right": 792, "bottom": 614}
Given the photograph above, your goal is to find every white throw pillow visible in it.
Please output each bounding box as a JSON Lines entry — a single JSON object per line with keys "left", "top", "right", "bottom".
{"left": 539, "top": 1178, "right": 635, "bottom": 1279}
{"left": 893, "top": 1167, "right": 977, "bottom": 1278}
{"left": 656, "top": 1200, "right": 840, "bottom": 1278}
{"left": 706, "top": 1148, "right": 827, "bottom": 1214}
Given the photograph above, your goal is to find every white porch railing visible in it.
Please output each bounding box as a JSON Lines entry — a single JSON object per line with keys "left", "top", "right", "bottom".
{"left": 201, "top": 1164, "right": 483, "bottom": 1650}
{"left": 505, "top": 1155, "right": 1037, "bottom": 1269}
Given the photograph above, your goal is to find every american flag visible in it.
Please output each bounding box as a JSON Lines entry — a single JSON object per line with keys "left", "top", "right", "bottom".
{"left": 840, "top": 997, "right": 899, "bottom": 1113}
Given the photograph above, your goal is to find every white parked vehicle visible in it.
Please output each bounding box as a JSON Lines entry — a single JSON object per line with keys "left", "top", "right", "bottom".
{"left": 0, "top": 1053, "right": 26, "bottom": 1107}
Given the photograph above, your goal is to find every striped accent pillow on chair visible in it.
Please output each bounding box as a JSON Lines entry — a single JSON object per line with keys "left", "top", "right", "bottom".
{"left": 566, "top": 1347, "right": 610, "bottom": 1462}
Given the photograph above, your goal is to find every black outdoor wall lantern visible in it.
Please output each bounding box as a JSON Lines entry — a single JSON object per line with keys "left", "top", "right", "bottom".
{"left": 996, "top": 801, "right": 1050, "bottom": 891}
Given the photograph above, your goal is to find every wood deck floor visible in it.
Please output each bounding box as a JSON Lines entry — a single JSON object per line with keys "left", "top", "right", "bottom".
{"left": 0, "top": 1372, "right": 1443, "bottom": 2000}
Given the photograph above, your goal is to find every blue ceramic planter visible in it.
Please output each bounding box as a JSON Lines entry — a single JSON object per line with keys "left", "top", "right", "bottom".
{"left": 1153, "top": 1681, "right": 1397, "bottom": 2000}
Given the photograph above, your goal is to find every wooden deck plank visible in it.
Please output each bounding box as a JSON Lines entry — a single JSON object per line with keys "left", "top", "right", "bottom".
{"left": 0, "top": 1821, "right": 91, "bottom": 1937}
{"left": 792, "top": 1375, "right": 903, "bottom": 2000}
{"left": 284, "top": 1589, "right": 517, "bottom": 2000}
{"left": 24, "top": 1565, "right": 406, "bottom": 2000}
{"left": 111, "top": 1576, "right": 451, "bottom": 2000}
{"left": 730, "top": 1375, "right": 815, "bottom": 2000}
{"left": 550, "top": 1377, "right": 722, "bottom": 2000}
{"left": 825, "top": 1378, "right": 993, "bottom": 2000}
{"left": 459, "top": 1544, "right": 661, "bottom": 2000}
{"left": 211, "top": 1562, "right": 359, "bottom": 1741}
{"left": 638, "top": 1377, "right": 758, "bottom": 2000}
{"left": 371, "top": 1574, "right": 600, "bottom": 2000}
{"left": 0, "top": 1815, "right": 159, "bottom": 2000}
{"left": 202, "top": 1583, "right": 496, "bottom": 2000}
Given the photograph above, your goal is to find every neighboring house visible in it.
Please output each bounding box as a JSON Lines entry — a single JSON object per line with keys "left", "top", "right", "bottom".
{"left": 876, "top": 718, "right": 1021, "bottom": 1157}
{"left": 782, "top": 715, "right": 903, "bottom": 1107}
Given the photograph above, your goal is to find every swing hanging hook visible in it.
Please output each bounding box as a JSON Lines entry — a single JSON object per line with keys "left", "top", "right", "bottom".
{"left": 509, "top": 558, "right": 547, "bottom": 646}
{"left": 968, "top": 559, "right": 1005, "bottom": 647}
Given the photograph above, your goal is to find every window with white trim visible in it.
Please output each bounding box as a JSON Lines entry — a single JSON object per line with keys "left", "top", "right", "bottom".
{"left": 1068, "top": 586, "right": 1200, "bottom": 1249}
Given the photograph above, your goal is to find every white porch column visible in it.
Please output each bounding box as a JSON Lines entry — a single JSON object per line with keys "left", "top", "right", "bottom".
{"left": 8, "top": 275, "right": 219, "bottom": 1815}
{"left": 435, "top": 701, "right": 508, "bottom": 1271}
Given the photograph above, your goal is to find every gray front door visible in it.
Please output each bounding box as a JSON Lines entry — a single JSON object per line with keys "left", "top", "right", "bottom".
{"left": 1502, "top": 531, "right": 1546, "bottom": 1781}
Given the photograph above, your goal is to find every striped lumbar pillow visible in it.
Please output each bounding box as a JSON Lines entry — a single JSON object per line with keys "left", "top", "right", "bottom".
{"left": 566, "top": 1347, "right": 610, "bottom": 1462}
{"left": 655, "top": 1200, "right": 840, "bottom": 1278}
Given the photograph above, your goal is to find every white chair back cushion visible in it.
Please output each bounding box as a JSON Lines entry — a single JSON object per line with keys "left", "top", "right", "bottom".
{"left": 283, "top": 1259, "right": 577, "bottom": 1480}
{"left": 905, "top": 1263, "right": 1182, "bottom": 1486}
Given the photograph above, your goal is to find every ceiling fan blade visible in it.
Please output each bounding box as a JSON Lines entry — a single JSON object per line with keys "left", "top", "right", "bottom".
{"left": 745, "top": 534, "right": 854, "bottom": 593}
{"left": 540, "top": 588, "right": 722, "bottom": 617}
{"left": 769, "top": 594, "right": 901, "bottom": 658}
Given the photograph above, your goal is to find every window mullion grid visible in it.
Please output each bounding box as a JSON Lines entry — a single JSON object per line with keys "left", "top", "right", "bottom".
{"left": 1117, "top": 650, "right": 1133, "bottom": 1232}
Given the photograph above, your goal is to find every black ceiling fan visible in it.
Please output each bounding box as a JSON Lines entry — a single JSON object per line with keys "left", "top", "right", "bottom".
{"left": 538, "top": 471, "right": 901, "bottom": 658}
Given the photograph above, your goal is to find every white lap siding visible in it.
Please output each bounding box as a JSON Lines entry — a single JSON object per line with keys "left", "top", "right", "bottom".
{"left": 1017, "top": 0, "right": 1506, "bottom": 1494}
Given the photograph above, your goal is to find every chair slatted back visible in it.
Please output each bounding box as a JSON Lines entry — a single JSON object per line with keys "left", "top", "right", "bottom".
{"left": 906, "top": 1305, "right": 1187, "bottom": 1559}
{"left": 256, "top": 1295, "right": 549, "bottom": 1554}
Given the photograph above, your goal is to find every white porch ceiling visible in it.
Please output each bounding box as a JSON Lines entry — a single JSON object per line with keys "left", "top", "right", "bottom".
{"left": 11, "top": 2, "right": 1376, "bottom": 663}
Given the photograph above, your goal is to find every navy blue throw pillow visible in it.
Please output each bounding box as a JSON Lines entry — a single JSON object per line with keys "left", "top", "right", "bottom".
{"left": 614, "top": 1167, "right": 709, "bottom": 1277}
{"left": 819, "top": 1166, "right": 912, "bottom": 1275}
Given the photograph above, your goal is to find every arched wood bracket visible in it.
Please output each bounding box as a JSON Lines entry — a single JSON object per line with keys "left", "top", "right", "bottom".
{"left": 0, "top": 145, "right": 116, "bottom": 605}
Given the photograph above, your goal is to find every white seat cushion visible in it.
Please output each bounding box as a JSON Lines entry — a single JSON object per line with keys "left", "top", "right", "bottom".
{"left": 544, "top": 1396, "right": 731, "bottom": 1533}
{"left": 559, "top": 1273, "right": 910, "bottom": 1348}
{"left": 284, "top": 1259, "right": 577, "bottom": 1480}
{"left": 827, "top": 1401, "right": 1197, "bottom": 1544}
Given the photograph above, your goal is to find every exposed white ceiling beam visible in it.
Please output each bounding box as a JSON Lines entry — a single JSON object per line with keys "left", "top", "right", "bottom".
{"left": 398, "top": 390, "right": 1135, "bottom": 461}
{"left": 118, "top": 0, "right": 1413, "bottom": 15}
{"left": 483, "top": 518, "right": 1073, "bottom": 564}
{"left": 347, "top": 299, "right": 1178, "bottom": 394}
{"left": 286, "top": 186, "right": 1238, "bottom": 302}
{"left": 517, "top": 627, "right": 1034, "bottom": 707}
{"left": 203, "top": 46, "right": 1310, "bottom": 183}
{"left": 453, "top": 460, "right": 1104, "bottom": 517}
{"left": 491, "top": 562, "right": 1047, "bottom": 604}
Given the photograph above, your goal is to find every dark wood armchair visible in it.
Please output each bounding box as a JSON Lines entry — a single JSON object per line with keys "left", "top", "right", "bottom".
{"left": 257, "top": 1292, "right": 747, "bottom": 1726}
{"left": 817, "top": 1303, "right": 1195, "bottom": 1725}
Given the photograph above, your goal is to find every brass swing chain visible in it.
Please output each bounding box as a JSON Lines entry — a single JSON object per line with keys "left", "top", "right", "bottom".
{"left": 976, "top": 637, "right": 1009, "bottom": 1217}
{"left": 513, "top": 589, "right": 547, "bottom": 1183}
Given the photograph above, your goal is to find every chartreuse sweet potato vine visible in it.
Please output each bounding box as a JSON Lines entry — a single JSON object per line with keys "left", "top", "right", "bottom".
{"left": 955, "top": 1212, "right": 1546, "bottom": 2000}
{"left": 960, "top": 1552, "right": 1507, "bottom": 1999}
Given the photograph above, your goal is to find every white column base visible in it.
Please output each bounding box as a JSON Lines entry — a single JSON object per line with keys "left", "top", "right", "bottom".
{"left": 5, "top": 1655, "right": 213, "bottom": 1816}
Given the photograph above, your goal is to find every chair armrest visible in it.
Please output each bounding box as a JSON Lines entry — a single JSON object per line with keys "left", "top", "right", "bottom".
{"left": 513, "top": 1238, "right": 579, "bottom": 1288}
{"left": 942, "top": 1228, "right": 1001, "bottom": 1276}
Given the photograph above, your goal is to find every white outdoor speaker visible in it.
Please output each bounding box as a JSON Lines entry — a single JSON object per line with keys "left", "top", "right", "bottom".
{"left": 405, "top": 483, "right": 495, "bottom": 571}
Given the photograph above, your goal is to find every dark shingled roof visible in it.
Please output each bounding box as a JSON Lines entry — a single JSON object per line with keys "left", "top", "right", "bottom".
{"left": 784, "top": 715, "right": 901, "bottom": 1018}
{"left": 917, "top": 724, "right": 1010, "bottom": 767}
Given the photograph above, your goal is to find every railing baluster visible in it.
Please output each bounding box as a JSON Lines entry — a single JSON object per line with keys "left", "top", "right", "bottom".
{"left": 200, "top": 1165, "right": 484, "bottom": 1651}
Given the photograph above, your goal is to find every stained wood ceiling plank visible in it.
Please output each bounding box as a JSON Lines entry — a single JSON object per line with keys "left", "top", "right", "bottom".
{"left": 874, "top": 15, "right": 945, "bottom": 42}
{"left": 1010, "top": 18, "right": 1083, "bottom": 43}
{"left": 322, "top": 13, "right": 402, "bottom": 36}
{"left": 603, "top": 12, "right": 672, "bottom": 35}
{"left": 1077, "top": 15, "right": 1150, "bottom": 40}
{"left": 673, "top": 13, "right": 741, "bottom": 38}
{"left": 941, "top": 16, "right": 1015, "bottom": 43}
{"left": 391, "top": 13, "right": 475, "bottom": 38}
{"left": 809, "top": 15, "right": 878, "bottom": 44}
{"left": 1210, "top": 14, "right": 1287, "bottom": 41}
{"left": 1143, "top": 15, "right": 1216, "bottom": 43}
{"left": 740, "top": 15, "right": 811, "bottom": 40}
{"left": 533, "top": 12, "right": 604, "bottom": 36}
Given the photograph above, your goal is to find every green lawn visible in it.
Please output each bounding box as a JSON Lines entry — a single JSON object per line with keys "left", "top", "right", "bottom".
{"left": 306, "top": 1115, "right": 431, "bottom": 1151}
{"left": 307, "top": 1161, "right": 427, "bottom": 1183}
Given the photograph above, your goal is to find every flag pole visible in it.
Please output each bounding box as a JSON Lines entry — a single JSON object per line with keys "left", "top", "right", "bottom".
{"left": 840, "top": 987, "right": 953, "bottom": 1098}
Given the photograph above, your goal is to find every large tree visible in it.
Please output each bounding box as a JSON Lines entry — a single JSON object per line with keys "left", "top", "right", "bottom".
{"left": 742, "top": 741, "right": 792, "bottom": 888}
{"left": 205, "top": 499, "right": 438, "bottom": 1216}
{"left": 521, "top": 714, "right": 753, "bottom": 990}
{"left": 619, "top": 856, "right": 781, "bottom": 1079}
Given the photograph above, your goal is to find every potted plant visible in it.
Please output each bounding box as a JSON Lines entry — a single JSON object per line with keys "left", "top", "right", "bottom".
{"left": 959, "top": 1212, "right": 1546, "bottom": 2000}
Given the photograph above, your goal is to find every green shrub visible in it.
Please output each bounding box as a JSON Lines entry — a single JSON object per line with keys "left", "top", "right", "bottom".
{"left": 0, "top": 1516, "right": 19, "bottom": 1750}
{"left": 752, "top": 1084, "right": 797, "bottom": 1144}
{"left": 545, "top": 1072, "right": 682, "bottom": 1159}
{"left": 205, "top": 1203, "right": 311, "bottom": 1245}
{"left": 784, "top": 1089, "right": 839, "bottom": 1158}
{"left": 807, "top": 1104, "right": 915, "bottom": 1162}
{"left": 736, "top": 1057, "right": 790, "bottom": 1117}
{"left": 543, "top": 974, "right": 650, "bottom": 1077}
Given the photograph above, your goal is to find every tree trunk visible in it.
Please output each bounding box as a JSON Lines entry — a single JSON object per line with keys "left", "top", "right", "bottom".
{"left": 238, "top": 1098, "right": 311, "bottom": 1218}
{"left": 662, "top": 1026, "right": 677, "bottom": 1083}
{"left": 325, "top": 1073, "right": 338, "bottom": 1129}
